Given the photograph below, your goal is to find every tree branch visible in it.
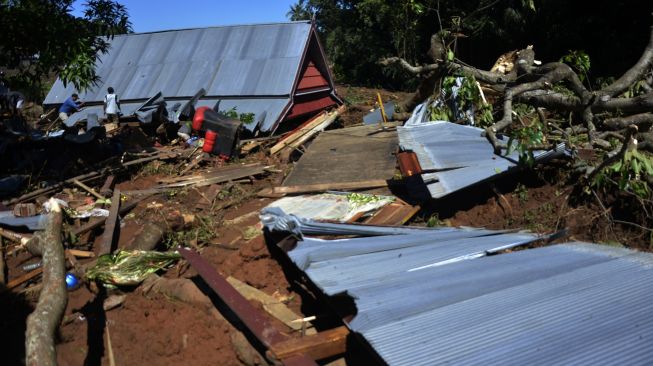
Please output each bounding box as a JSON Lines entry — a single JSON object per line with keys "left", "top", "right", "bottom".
{"left": 587, "top": 125, "right": 639, "bottom": 182}
{"left": 600, "top": 23, "right": 653, "bottom": 96}
{"left": 603, "top": 113, "right": 653, "bottom": 130}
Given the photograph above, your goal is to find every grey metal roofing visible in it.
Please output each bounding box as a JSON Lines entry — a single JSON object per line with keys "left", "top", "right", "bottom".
{"left": 0, "top": 211, "right": 45, "bottom": 230}
{"left": 265, "top": 214, "right": 653, "bottom": 365}
{"left": 398, "top": 121, "right": 567, "bottom": 198}
{"left": 44, "top": 21, "right": 314, "bottom": 132}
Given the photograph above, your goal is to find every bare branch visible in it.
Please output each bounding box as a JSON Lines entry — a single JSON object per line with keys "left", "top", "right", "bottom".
{"left": 603, "top": 113, "right": 653, "bottom": 130}
{"left": 587, "top": 125, "right": 639, "bottom": 182}
{"left": 600, "top": 24, "right": 653, "bottom": 96}
{"left": 379, "top": 57, "right": 439, "bottom": 75}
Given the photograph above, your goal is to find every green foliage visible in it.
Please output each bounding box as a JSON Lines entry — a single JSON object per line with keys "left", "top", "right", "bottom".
{"left": 426, "top": 213, "right": 443, "bottom": 227}
{"left": 506, "top": 121, "right": 545, "bottom": 166}
{"left": 427, "top": 75, "right": 493, "bottom": 126}
{"left": 594, "top": 149, "right": 653, "bottom": 199}
{"left": 560, "top": 50, "right": 591, "bottom": 82}
{"left": 622, "top": 80, "right": 650, "bottom": 99}
{"left": 163, "top": 215, "right": 216, "bottom": 249}
{"left": 0, "top": 0, "right": 131, "bottom": 97}
{"left": 220, "top": 107, "right": 256, "bottom": 124}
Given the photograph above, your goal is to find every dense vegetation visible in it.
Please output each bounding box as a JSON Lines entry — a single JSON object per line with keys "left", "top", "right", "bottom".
{"left": 0, "top": 0, "right": 131, "bottom": 98}
{"left": 289, "top": 0, "right": 653, "bottom": 89}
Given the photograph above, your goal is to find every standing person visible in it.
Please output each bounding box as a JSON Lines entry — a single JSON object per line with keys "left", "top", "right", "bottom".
{"left": 103, "top": 87, "right": 120, "bottom": 123}
{"left": 58, "top": 93, "right": 83, "bottom": 122}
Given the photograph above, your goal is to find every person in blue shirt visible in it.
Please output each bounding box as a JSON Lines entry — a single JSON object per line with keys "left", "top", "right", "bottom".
{"left": 58, "top": 93, "right": 84, "bottom": 122}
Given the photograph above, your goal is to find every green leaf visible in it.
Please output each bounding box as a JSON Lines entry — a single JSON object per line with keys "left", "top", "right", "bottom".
{"left": 447, "top": 49, "right": 455, "bottom": 61}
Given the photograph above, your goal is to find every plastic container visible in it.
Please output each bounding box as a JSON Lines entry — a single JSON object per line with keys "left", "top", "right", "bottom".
{"left": 203, "top": 130, "right": 218, "bottom": 154}
{"left": 65, "top": 273, "right": 80, "bottom": 291}
{"left": 192, "top": 106, "right": 211, "bottom": 131}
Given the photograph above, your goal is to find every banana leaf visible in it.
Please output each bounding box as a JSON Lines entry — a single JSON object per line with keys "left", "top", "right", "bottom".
{"left": 86, "top": 250, "right": 181, "bottom": 287}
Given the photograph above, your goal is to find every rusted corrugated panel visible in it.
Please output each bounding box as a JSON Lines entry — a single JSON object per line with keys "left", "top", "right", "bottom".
{"left": 397, "top": 151, "right": 422, "bottom": 176}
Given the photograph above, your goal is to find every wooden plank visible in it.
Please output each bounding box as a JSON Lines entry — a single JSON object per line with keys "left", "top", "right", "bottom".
{"left": 7, "top": 267, "right": 43, "bottom": 290}
{"left": 0, "top": 227, "right": 31, "bottom": 244}
{"left": 98, "top": 188, "right": 121, "bottom": 255}
{"left": 269, "top": 326, "right": 349, "bottom": 362}
{"left": 271, "top": 106, "right": 346, "bottom": 155}
{"left": 260, "top": 180, "right": 388, "bottom": 197}
{"left": 270, "top": 112, "right": 328, "bottom": 155}
{"left": 227, "top": 276, "right": 315, "bottom": 333}
{"left": 157, "top": 165, "right": 266, "bottom": 189}
{"left": 65, "top": 249, "right": 95, "bottom": 258}
{"left": 99, "top": 175, "right": 116, "bottom": 197}
{"left": 282, "top": 123, "right": 398, "bottom": 189}
{"left": 194, "top": 184, "right": 221, "bottom": 211}
{"left": 157, "top": 163, "right": 263, "bottom": 184}
{"left": 365, "top": 202, "right": 421, "bottom": 226}
{"left": 73, "top": 179, "right": 105, "bottom": 200}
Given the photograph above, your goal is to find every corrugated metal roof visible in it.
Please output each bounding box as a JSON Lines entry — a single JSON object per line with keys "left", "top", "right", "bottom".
{"left": 44, "top": 21, "right": 313, "bottom": 132}
{"left": 45, "top": 21, "right": 311, "bottom": 104}
{"left": 398, "top": 122, "right": 567, "bottom": 198}
{"left": 265, "top": 214, "right": 653, "bottom": 365}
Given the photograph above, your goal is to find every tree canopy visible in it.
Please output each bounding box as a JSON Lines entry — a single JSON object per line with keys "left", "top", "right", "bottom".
{"left": 289, "top": 0, "right": 653, "bottom": 89}
{"left": 0, "top": 0, "right": 131, "bottom": 98}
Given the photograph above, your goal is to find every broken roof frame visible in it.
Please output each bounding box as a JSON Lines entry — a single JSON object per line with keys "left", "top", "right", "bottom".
{"left": 44, "top": 20, "right": 343, "bottom": 134}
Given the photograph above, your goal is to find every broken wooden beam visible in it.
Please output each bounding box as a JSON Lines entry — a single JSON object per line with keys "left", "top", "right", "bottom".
{"left": 268, "top": 326, "right": 349, "bottom": 362}
{"left": 178, "top": 247, "right": 288, "bottom": 347}
{"left": 0, "top": 227, "right": 31, "bottom": 245}
{"left": 7, "top": 267, "right": 43, "bottom": 290}
{"left": 98, "top": 188, "right": 121, "bottom": 255}
{"left": 259, "top": 179, "right": 389, "bottom": 197}
{"left": 73, "top": 179, "right": 105, "bottom": 200}
{"left": 270, "top": 106, "right": 346, "bottom": 156}
{"left": 99, "top": 175, "right": 116, "bottom": 197}
{"left": 227, "top": 276, "right": 315, "bottom": 334}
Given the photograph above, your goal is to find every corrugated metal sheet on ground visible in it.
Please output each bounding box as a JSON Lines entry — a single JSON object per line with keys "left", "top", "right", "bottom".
{"left": 262, "top": 210, "right": 653, "bottom": 365}
{"left": 265, "top": 192, "right": 394, "bottom": 223}
{"left": 398, "top": 121, "right": 566, "bottom": 198}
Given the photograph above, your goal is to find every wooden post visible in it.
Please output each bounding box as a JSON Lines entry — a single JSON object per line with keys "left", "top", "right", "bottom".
{"left": 98, "top": 189, "right": 121, "bottom": 255}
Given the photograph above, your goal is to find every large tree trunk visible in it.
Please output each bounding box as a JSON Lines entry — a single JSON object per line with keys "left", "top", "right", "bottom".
{"left": 25, "top": 199, "right": 67, "bottom": 366}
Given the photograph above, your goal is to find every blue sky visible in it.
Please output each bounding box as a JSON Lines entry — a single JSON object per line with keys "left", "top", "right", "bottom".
{"left": 72, "top": 0, "right": 298, "bottom": 33}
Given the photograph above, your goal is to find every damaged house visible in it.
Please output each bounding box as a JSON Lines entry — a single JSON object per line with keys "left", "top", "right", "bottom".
{"left": 43, "top": 20, "right": 342, "bottom": 134}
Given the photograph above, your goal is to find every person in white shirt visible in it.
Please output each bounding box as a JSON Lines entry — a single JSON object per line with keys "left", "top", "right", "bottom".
{"left": 103, "top": 87, "right": 120, "bottom": 123}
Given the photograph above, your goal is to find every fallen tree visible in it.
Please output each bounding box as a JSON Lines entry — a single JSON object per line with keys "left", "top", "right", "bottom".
{"left": 381, "top": 22, "right": 653, "bottom": 155}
